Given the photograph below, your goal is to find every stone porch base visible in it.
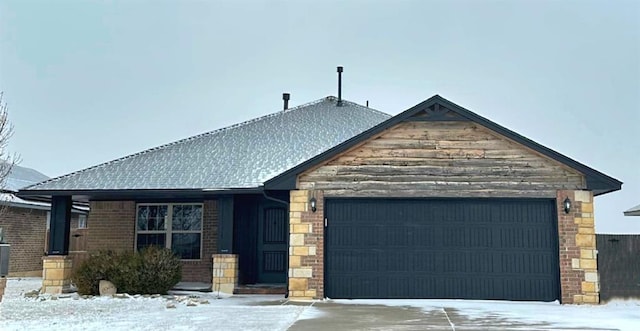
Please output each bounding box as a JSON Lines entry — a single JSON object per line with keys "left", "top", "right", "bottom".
{"left": 41, "top": 256, "right": 73, "bottom": 294}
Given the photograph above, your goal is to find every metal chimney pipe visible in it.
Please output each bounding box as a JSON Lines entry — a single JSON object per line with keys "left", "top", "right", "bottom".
{"left": 283, "top": 93, "right": 290, "bottom": 110}
{"left": 337, "top": 66, "right": 343, "bottom": 106}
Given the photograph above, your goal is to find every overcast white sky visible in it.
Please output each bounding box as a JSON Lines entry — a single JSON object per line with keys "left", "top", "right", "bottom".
{"left": 0, "top": 0, "right": 638, "bottom": 233}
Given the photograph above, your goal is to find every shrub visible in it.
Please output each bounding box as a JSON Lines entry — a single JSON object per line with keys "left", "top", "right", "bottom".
{"left": 108, "top": 251, "right": 143, "bottom": 294}
{"left": 137, "top": 246, "right": 182, "bottom": 294}
{"left": 72, "top": 247, "right": 182, "bottom": 295}
{"left": 72, "top": 251, "right": 120, "bottom": 295}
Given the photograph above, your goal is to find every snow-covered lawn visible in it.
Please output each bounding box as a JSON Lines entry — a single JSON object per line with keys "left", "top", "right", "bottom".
{"left": 1, "top": 278, "right": 639, "bottom": 331}
{"left": 0, "top": 278, "right": 307, "bottom": 331}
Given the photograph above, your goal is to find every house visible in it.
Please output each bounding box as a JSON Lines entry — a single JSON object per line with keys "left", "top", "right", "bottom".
{"left": 19, "top": 92, "right": 621, "bottom": 304}
{"left": 623, "top": 204, "right": 640, "bottom": 216}
{"left": 0, "top": 164, "right": 87, "bottom": 276}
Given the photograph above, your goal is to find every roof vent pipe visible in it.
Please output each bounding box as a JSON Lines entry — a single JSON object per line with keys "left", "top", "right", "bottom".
{"left": 283, "top": 93, "right": 290, "bottom": 110}
{"left": 337, "top": 66, "right": 343, "bottom": 106}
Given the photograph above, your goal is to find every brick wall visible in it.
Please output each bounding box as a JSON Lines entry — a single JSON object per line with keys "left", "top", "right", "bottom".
{"left": 0, "top": 206, "right": 47, "bottom": 275}
{"left": 181, "top": 200, "right": 217, "bottom": 283}
{"left": 87, "top": 201, "right": 136, "bottom": 252}
{"left": 86, "top": 200, "right": 217, "bottom": 283}
{"left": 288, "top": 190, "right": 324, "bottom": 300}
{"left": 557, "top": 190, "right": 599, "bottom": 304}
{"left": 0, "top": 205, "right": 83, "bottom": 276}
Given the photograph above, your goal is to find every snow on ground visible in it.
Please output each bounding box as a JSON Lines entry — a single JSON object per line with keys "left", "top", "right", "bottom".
{"left": 332, "top": 298, "right": 640, "bottom": 331}
{"left": 0, "top": 278, "right": 307, "bottom": 331}
{"left": 2, "top": 278, "right": 639, "bottom": 331}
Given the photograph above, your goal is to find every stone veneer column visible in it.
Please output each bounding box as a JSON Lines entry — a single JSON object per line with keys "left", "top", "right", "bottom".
{"left": 212, "top": 254, "right": 238, "bottom": 294}
{"left": 288, "top": 190, "right": 324, "bottom": 300}
{"left": 557, "top": 190, "right": 599, "bottom": 304}
{"left": 41, "top": 256, "right": 73, "bottom": 294}
{"left": 0, "top": 277, "right": 6, "bottom": 302}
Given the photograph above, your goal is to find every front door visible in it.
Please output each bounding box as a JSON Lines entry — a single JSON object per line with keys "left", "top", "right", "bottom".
{"left": 256, "top": 203, "right": 287, "bottom": 283}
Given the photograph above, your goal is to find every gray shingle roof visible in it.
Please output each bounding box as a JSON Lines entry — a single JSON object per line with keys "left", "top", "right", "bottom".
{"left": 3, "top": 163, "right": 49, "bottom": 192}
{"left": 624, "top": 204, "right": 640, "bottom": 216}
{"left": 25, "top": 97, "right": 390, "bottom": 191}
{"left": 1, "top": 164, "right": 56, "bottom": 210}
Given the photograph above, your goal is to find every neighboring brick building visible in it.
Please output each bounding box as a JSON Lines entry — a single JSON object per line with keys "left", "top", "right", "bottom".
{"left": 19, "top": 92, "right": 621, "bottom": 303}
{"left": 0, "top": 206, "right": 47, "bottom": 276}
{"left": 1, "top": 164, "right": 87, "bottom": 276}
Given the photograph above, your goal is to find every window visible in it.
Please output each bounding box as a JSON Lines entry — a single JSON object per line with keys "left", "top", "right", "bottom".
{"left": 135, "top": 203, "right": 203, "bottom": 259}
{"left": 78, "top": 215, "right": 87, "bottom": 229}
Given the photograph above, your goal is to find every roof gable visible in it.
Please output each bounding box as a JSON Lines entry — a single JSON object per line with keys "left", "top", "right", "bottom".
{"left": 265, "top": 95, "right": 622, "bottom": 196}
{"left": 297, "top": 120, "right": 586, "bottom": 198}
{"left": 21, "top": 97, "right": 390, "bottom": 194}
{"left": 624, "top": 204, "right": 640, "bottom": 216}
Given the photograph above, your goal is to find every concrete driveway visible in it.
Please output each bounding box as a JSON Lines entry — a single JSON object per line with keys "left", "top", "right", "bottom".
{"left": 284, "top": 300, "right": 624, "bottom": 331}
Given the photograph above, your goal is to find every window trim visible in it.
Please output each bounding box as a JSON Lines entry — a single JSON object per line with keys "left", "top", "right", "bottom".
{"left": 78, "top": 214, "right": 87, "bottom": 229}
{"left": 135, "top": 202, "right": 204, "bottom": 261}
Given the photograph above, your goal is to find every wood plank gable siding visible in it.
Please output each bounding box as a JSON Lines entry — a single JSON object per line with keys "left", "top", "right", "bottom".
{"left": 298, "top": 121, "right": 585, "bottom": 198}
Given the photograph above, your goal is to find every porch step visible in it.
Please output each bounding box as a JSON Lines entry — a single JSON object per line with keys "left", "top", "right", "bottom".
{"left": 173, "top": 282, "right": 212, "bottom": 292}
{"left": 233, "top": 284, "right": 286, "bottom": 295}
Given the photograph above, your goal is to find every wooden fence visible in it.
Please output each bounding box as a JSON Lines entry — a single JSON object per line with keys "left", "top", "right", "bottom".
{"left": 596, "top": 234, "right": 640, "bottom": 302}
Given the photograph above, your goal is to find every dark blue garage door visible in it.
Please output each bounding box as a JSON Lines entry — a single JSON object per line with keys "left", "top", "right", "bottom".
{"left": 325, "top": 198, "right": 559, "bottom": 301}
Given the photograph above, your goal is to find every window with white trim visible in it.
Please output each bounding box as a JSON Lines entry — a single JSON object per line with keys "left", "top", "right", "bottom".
{"left": 78, "top": 214, "right": 87, "bottom": 229}
{"left": 135, "top": 203, "right": 203, "bottom": 260}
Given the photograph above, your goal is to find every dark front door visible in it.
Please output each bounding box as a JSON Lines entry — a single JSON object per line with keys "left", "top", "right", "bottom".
{"left": 325, "top": 198, "right": 560, "bottom": 301}
{"left": 257, "top": 203, "right": 287, "bottom": 283}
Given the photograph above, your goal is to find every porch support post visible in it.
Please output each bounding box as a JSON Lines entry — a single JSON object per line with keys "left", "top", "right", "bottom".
{"left": 42, "top": 196, "right": 73, "bottom": 294}
{"left": 48, "top": 196, "right": 72, "bottom": 255}
{"left": 217, "top": 196, "right": 234, "bottom": 254}
{"left": 212, "top": 254, "right": 238, "bottom": 295}
{"left": 41, "top": 256, "right": 73, "bottom": 294}
{"left": 0, "top": 277, "right": 6, "bottom": 302}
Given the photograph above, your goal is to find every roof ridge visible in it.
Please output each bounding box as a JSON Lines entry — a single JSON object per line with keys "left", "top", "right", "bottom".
{"left": 337, "top": 98, "right": 390, "bottom": 118}
{"left": 25, "top": 96, "right": 380, "bottom": 190}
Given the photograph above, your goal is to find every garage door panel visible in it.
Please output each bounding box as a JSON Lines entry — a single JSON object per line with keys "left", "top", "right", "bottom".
{"left": 325, "top": 199, "right": 559, "bottom": 301}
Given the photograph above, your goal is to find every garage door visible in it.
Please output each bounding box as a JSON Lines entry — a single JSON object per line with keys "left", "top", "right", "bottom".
{"left": 325, "top": 198, "right": 559, "bottom": 301}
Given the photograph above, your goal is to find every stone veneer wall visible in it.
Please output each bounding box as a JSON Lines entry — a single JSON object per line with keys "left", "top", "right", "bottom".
{"left": 0, "top": 277, "right": 6, "bottom": 302}
{"left": 288, "top": 190, "right": 324, "bottom": 300}
{"left": 41, "top": 256, "right": 73, "bottom": 294}
{"left": 212, "top": 254, "right": 238, "bottom": 294}
{"left": 557, "top": 190, "right": 599, "bottom": 304}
